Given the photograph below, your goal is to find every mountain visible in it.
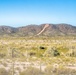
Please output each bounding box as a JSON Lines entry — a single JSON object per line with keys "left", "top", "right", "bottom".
{"left": 0, "top": 24, "right": 76, "bottom": 36}
{"left": 0, "top": 26, "right": 17, "bottom": 35}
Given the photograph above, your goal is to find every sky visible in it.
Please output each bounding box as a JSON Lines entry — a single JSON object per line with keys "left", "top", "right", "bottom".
{"left": 0, "top": 0, "right": 76, "bottom": 27}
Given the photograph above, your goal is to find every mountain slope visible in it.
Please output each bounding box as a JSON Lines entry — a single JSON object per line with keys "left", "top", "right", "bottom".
{"left": 0, "top": 26, "right": 17, "bottom": 35}
{"left": 0, "top": 24, "right": 76, "bottom": 36}
{"left": 40, "top": 24, "right": 76, "bottom": 36}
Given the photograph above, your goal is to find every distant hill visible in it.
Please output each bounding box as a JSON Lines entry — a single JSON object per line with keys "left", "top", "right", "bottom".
{"left": 0, "top": 24, "right": 76, "bottom": 36}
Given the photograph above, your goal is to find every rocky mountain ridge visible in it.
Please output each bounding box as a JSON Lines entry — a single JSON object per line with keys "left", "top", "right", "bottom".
{"left": 0, "top": 24, "right": 76, "bottom": 36}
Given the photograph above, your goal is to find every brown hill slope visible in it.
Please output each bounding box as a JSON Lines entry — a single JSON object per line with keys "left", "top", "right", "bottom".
{"left": 0, "top": 24, "right": 76, "bottom": 36}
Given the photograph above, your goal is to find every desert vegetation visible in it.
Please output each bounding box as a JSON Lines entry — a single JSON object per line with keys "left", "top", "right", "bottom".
{"left": 0, "top": 36, "right": 76, "bottom": 75}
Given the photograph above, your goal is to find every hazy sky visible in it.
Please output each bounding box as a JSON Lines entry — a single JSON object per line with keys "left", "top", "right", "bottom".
{"left": 0, "top": 0, "right": 76, "bottom": 27}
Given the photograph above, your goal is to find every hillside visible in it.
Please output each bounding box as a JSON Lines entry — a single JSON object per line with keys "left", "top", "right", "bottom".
{"left": 0, "top": 24, "right": 76, "bottom": 36}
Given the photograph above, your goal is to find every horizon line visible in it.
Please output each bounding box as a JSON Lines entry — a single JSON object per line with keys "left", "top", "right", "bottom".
{"left": 0, "top": 23, "right": 76, "bottom": 27}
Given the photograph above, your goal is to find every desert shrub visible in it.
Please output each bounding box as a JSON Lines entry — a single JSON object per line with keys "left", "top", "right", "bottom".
{"left": 44, "top": 65, "right": 57, "bottom": 75}
{"left": 20, "top": 67, "right": 43, "bottom": 75}
{"left": 43, "top": 47, "right": 60, "bottom": 57}
{"left": 0, "top": 53, "right": 6, "bottom": 58}
{"left": 0, "top": 68, "right": 10, "bottom": 75}
{"left": 39, "top": 46, "right": 45, "bottom": 49}
{"left": 29, "top": 52, "right": 36, "bottom": 56}
{"left": 57, "top": 66, "right": 76, "bottom": 75}
{"left": 53, "top": 49, "right": 60, "bottom": 56}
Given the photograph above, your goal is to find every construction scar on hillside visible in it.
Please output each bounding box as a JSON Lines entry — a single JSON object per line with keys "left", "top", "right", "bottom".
{"left": 37, "top": 24, "right": 49, "bottom": 35}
